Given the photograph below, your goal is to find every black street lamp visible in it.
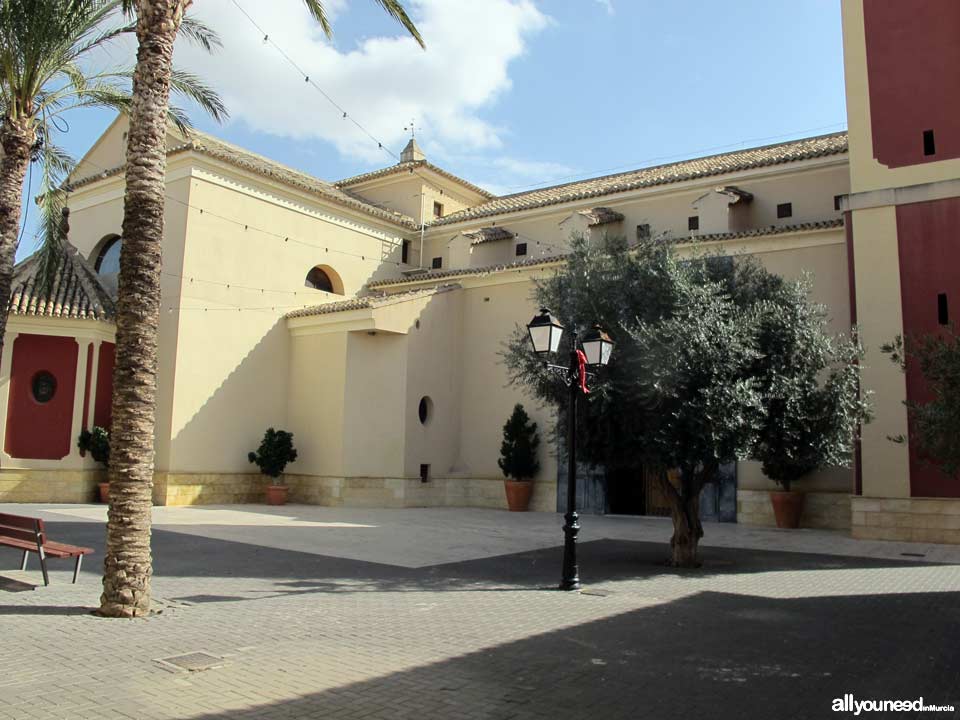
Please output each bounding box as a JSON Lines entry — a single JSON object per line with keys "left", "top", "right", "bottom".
{"left": 526, "top": 309, "right": 613, "bottom": 591}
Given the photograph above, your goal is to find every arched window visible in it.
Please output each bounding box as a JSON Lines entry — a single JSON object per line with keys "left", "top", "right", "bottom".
{"left": 304, "top": 265, "right": 343, "bottom": 294}
{"left": 93, "top": 235, "right": 121, "bottom": 296}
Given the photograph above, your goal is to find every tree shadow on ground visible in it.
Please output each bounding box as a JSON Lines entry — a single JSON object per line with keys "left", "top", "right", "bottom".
{"left": 3, "top": 519, "right": 952, "bottom": 609}
{"left": 182, "top": 589, "right": 960, "bottom": 720}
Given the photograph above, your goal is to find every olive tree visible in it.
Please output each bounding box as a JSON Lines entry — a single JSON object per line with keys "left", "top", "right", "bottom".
{"left": 504, "top": 234, "right": 869, "bottom": 567}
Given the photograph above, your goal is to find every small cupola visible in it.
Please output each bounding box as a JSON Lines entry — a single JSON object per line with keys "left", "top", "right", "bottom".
{"left": 400, "top": 137, "right": 426, "bottom": 163}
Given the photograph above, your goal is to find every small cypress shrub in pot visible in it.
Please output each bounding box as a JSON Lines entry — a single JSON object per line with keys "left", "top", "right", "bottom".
{"left": 248, "top": 428, "right": 298, "bottom": 505}
{"left": 77, "top": 426, "right": 110, "bottom": 503}
{"left": 498, "top": 404, "right": 540, "bottom": 511}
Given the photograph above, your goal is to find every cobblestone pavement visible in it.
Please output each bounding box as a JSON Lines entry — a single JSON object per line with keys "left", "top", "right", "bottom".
{"left": 1, "top": 505, "right": 958, "bottom": 720}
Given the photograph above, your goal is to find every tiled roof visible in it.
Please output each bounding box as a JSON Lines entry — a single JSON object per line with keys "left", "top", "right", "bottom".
{"left": 464, "top": 226, "right": 516, "bottom": 246}
{"left": 286, "top": 284, "right": 459, "bottom": 319}
{"left": 335, "top": 160, "right": 494, "bottom": 199}
{"left": 66, "top": 130, "right": 419, "bottom": 230}
{"left": 573, "top": 207, "right": 625, "bottom": 227}
{"left": 9, "top": 242, "right": 115, "bottom": 322}
{"left": 367, "top": 254, "right": 565, "bottom": 288}
{"left": 367, "top": 219, "right": 844, "bottom": 289}
{"left": 430, "top": 132, "right": 848, "bottom": 227}
{"left": 713, "top": 186, "right": 754, "bottom": 204}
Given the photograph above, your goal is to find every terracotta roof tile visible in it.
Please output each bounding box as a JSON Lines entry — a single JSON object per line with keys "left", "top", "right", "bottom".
{"left": 368, "top": 219, "right": 844, "bottom": 289}
{"left": 286, "top": 284, "right": 459, "bottom": 319}
{"left": 429, "top": 132, "right": 848, "bottom": 227}
{"left": 464, "top": 226, "right": 516, "bottom": 245}
{"left": 9, "top": 243, "right": 115, "bottom": 322}
{"left": 575, "top": 207, "right": 625, "bottom": 226}
{"left": 66, "top": 130, "right": 420, "bottom": 230}
{"left": 335, "top": 160, "right": 493, "bottom": 199}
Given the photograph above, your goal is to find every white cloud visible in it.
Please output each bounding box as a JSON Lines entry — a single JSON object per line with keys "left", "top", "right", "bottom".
{"left": 169, "top": 0, "right": 549, "bottom": 163}
{"left": 594, "top": 0, "right": 614, "bottom": 16}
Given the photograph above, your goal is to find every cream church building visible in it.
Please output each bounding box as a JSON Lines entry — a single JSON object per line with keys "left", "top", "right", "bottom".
{"left": 4, "top": 0, "right": 960, "bottom": 544}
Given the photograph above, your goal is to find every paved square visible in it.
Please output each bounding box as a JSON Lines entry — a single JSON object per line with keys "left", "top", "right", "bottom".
{"left": 1, "top": 504, "right": 959, "bottom": 719}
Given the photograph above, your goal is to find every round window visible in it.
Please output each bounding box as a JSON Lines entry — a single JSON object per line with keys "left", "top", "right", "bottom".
{"left": 31, "top": 371, "right": 57, "bottom": 404}
{"left": 418, "top": 396, "right": 432, "bottom": 425}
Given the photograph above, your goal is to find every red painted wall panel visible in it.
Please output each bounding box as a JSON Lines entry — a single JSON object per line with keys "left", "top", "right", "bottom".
{"left": 863, "top": 0, "right": 960, "bottom": 168}
{"left": 896, "top": 197, "right": 960, "bottom": 497}
{"left": 4, "top": 334, "right": 78, "bottom": 460}
{"left": 81, "top": 343, "right": 93, "bottom": 432}
{"left": 94, "top": 342, "right": 115, "bottom": 430}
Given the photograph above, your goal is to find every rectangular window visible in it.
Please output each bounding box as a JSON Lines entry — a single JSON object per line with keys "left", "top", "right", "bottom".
{"left": 777, "top": 202, "right": 793, "bottom": 219}
{"left": 420, "top": 464, "right": 430, "bottom": 483}
{"left": 924, "top": 129, "right": 937, "bottom": 156}
{"left": 431, "top": 257, "right": 442, "bottom": 269}
{"left": 401, "top": 240, "right": 410, "bottom": 264}
{"left": 636, "top": 223, "right": 651, "bottom": 241}
{"left": 834, "top": 194, "right": 844, "bottom": 211}
{"left": 515, "top": 243, "right": 527, "bottom": 256}
{"left": 687, "top": 215, "right": 699, "bottom": 231}
{"left": 938, "top": 293, "right": 949, "bottom": 325}
{"left": 433, "top": 201, "right": 444, "bottom": 217}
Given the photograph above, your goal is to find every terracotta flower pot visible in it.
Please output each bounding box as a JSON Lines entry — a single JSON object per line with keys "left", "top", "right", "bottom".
{"left": 770, "top": 490, "right": 805, "bottom": 529}
{"left": 98, "top": 482, "right": 110, "bottom": 504}
{"left": 504, "top": 480, "right": 533, "bottom": 512}
{"left": 266, "top": 484, "right": 288, "bottom": 506}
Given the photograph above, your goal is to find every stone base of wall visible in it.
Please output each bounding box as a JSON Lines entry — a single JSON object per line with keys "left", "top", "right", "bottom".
{"left": 0, "top": 469, "right": 103, "bottom": 503}
{"left": 737, "top": 489, "right": 851, "bottom": 529}
{"left": 153, "top": 473, "right": 270, "bottom": 506}
{"left": 852, "top": 496, "right": 960, "bottom": 544}
{"left": 1, "top": 469, "right": 557, "bottom": 511}
{"left": 286, "top": 475, "right": 556, "bottom": 512}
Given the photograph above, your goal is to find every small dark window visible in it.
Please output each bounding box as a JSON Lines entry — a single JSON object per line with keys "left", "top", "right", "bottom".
{"left": 515, "top": 243, "right": 527, "bottom": 256}
{"left": 834, "top": 194, "right": 844, "bottom": 211}
{"left": 431, "top": 257, "right": 442, "bottom": 269}
{"left": 687, "top": 216, "right": 699, "bottom": 231}
{"left": 433, "top": 201, "right": 444, "bottom": 217}
{"left": 636, "top": 223, "right": 651, "bottom": 241}
{"left": 401, "top": 240, "right": 410, "bottom": 264}
{"left": 924, "top": 129, "right": 936, "bottom": 156}
{"left": 420, "top": 464, "right": 430, "bottom": 482}
{"left": 305, "top": 266, "right": 334, "bottom": 292}
{"left": 777, "top": 202, "right": 793, "bottom": 219}
{"left": 31, "top": 371, "right": 57, "bottom": 404}
{"left": 938, "top": 293, "right": 949, "bottom": 325}
{"left": 418, "top": 396, "right": 432, "bottom": 424}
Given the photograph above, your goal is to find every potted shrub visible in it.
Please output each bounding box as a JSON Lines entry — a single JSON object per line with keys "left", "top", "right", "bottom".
{"left": 498, "top": 404, "right": 540, "bottom": 511}
{"left": 77, "top": 426, "right": 110, "bottom": 502}
{"left": 248, "top": 428, "right": 298, "bottom": 505}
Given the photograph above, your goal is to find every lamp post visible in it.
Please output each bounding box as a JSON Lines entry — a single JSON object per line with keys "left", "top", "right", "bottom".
{"left": 527, "top": 310, "right": 613, "bottom": 591}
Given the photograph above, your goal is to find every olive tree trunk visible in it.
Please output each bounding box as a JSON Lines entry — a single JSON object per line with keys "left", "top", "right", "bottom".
{"left": 99, "top": 0, "right": 187, "bottom": 618}
{"left": 0, "top": 118, "right": 35, "bottom": 355}
{"left": 656, "top": 466, "right": 708, "bottom": 568}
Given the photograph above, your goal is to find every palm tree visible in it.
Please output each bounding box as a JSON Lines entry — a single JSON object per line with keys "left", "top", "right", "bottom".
{"left": 101, "top": 0, "right": 423, "bottom": 617}
{"left": 0, "top": 0, "right": 226, "bottom": 337}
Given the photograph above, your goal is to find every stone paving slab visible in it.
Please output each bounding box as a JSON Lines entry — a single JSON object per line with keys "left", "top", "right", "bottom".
{"left": 0, "top": 505, "right": 958, "bottom": 719}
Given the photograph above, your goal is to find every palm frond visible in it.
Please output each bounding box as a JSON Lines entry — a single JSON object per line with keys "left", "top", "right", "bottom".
{"left": 300, "top": 1, "right": 334, "bottom": 39}
{"left": 179, "top": 14, "right": 222, "bottom": 52}
{"left": 371, "top": 0, "right": 424, "bottom": 48}
{"left": 169, "top": 69, "right": 229, "bottom": 124}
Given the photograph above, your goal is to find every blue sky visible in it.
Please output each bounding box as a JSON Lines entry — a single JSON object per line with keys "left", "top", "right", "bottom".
{"left": 16, "top": 0, "right": 846, "bottom": 261}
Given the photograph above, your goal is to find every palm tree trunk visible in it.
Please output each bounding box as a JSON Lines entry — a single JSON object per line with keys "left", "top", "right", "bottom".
{"left": 99, "top": 0, "right": 186, "bottom": 619}
{"left": 0, "top": 118, "right": 34, "bottom": 356}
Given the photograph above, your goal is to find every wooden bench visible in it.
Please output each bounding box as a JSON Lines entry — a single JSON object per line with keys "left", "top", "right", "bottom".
{"left": 0, "top": 513, "right": 93, "bottom": 586}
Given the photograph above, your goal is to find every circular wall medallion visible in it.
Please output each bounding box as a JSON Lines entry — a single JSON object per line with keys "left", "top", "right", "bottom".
{"left": 418, "top": 396, "right": 433, "bottom": 425}
{"left": 31, "top": 371, "right": 57, "bottom": 404}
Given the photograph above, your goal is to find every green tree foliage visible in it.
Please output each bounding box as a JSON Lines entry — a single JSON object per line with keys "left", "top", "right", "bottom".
{"left": 77, "top": 426, "right": 110, "bottom": 467}
{"left": 248, "top": 428, "right": 298, "bottom": 480}
{"left": 498, "top": 403, "right": 541, "bottom": 481}
{"left": 503, "top": 234, "right": 869, "bottom": 566}
{"left": 883, "top": 332, "right": 960, "bottom": 478}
